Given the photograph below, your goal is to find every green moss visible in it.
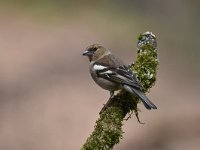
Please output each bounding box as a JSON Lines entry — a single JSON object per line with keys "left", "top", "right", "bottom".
{"left": 132, "top": 32, "right": 158, "bottom": 92}
{"left": 82, "top": 107, "right": 123, "bottom": 150}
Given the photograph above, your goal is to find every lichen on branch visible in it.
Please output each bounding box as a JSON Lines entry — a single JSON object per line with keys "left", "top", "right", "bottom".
{"left": 81, "top": 31, "right": 158, "bottom": 150}
{"left": 133, "top": 32, "right": 158, "bottom": 92}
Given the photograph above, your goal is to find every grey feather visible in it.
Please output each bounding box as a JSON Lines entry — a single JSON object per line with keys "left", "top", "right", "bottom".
{"left": 123, "top": 85, "right": 157, "bottom": 110}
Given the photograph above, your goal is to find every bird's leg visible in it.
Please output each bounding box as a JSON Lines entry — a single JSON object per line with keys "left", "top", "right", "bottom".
{"left": 100, "top": 91, "right": 115, "bottom": 114}
{"left": 110, "top": 91, "right": 114, "bottom": 99}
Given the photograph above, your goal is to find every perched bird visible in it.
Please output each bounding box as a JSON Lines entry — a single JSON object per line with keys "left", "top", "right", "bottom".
{"left": 83, "top": 44, "right": 157, "bottom": 110}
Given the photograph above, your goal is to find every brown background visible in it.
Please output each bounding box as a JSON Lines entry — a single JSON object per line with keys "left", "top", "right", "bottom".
{"left": 0, "top": 1, "right": 199, "bottom": 150}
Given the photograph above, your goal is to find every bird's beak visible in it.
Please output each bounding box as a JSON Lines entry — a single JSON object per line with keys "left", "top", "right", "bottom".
{"left": 83, "top": 50, "right": 92, "bottom": 56}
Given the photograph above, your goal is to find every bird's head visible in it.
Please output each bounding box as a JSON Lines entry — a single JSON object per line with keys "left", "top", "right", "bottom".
{"left": 83, "top": 44, "right": 110, "bottom": 62}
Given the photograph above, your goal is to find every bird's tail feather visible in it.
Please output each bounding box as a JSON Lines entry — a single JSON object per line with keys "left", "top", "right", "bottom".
{"left": 123, "top": 85, "right": 157, "bottom": 110}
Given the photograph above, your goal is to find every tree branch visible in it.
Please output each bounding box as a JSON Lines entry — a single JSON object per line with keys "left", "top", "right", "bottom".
{"left": 81, "top": 32, "right": 158, "bottom": 150}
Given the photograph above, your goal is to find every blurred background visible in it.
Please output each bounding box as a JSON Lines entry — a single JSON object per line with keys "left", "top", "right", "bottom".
{"left": 0, "top": 0, "right": 200, "bottom": 150}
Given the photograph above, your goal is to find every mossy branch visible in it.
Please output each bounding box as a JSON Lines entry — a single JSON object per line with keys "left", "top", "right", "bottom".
{"left": 81, "top": 32, "right": 158, "bottom": 150}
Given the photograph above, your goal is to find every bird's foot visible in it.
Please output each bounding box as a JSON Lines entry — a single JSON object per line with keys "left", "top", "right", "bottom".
{"left": 100, "top": 96, "right": 115, "bottom": 114}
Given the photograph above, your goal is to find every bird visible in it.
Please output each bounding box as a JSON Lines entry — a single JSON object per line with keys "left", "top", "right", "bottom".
{"left": 83, "top": 44, "right": 157, "bottom": 110}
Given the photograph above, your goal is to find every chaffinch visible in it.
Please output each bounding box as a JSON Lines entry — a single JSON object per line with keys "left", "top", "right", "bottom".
{"left": 83, "top": 44, "right": 157, "bottom": 110}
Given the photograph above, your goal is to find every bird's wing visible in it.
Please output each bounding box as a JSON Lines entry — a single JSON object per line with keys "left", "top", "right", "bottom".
{"left": 94, "top": 62, "right": 142, "bottom": 90}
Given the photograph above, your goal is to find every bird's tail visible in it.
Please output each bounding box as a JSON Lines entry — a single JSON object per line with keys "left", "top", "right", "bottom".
{"left": 123, "top": 85, "right": 157, "bottom": 110}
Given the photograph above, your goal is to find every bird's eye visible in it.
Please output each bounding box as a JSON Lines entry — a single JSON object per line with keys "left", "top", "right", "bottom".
{"left": 93, "top": 47, "right": 97, "bottom": 51}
